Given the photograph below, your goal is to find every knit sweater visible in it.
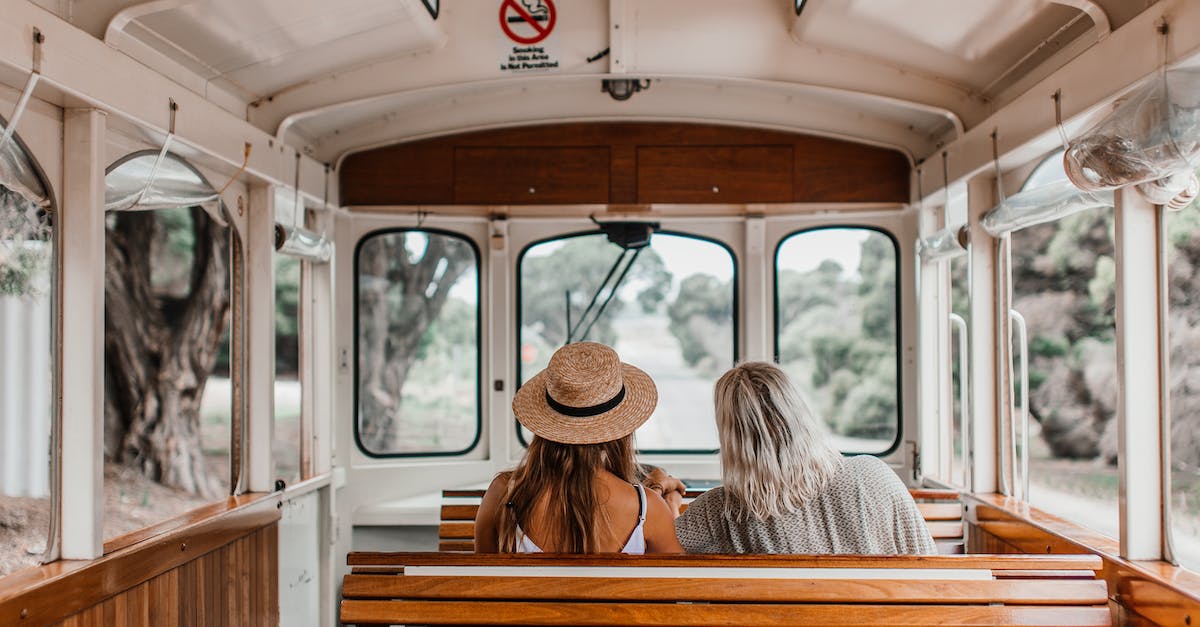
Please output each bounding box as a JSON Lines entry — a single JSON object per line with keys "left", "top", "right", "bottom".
{"left": 674, "top": 456, "right": 938, "bottom": 555}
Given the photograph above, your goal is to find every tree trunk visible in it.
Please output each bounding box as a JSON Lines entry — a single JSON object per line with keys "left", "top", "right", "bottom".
{"left": 104, "top": 208, "right": 229, "bottom": 498}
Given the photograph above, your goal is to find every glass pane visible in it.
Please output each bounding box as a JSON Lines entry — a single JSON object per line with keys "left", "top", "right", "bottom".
{"left": 1014, "top": 199, "right": 1119, "bottom": 538}
{"left": 1168, "top": 191, "right": 1200, "bottom": 568}
{"left": 776, "top": 228, "right": 899, "bottom": 454}
{"left": 103, "top": 205, "right": 232, "bottom": 541}
{"left": 274, "top": 253, "right": 302, "bottom": 485}
{"left": 518, "top": 233, "right": 734, "bottom": 451}
{"left": 356, "top": 231, "right": 479, "bottom": 455}
{"left": 949, "top": 255, "right": 969, "bottom": 486}
{"left": 0, "top": 185, "right": 53, "bottom": 577}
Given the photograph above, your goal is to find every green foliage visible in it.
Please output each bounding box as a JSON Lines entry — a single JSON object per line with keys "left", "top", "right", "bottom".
{"left": 521, "top": 236, "right": 670, "bottom": 347}
{"left": 667, "top": 273, "right": 733, "bottom": 369}
{"left": 274, "top": 254, "right": 300, "bottom": 376}
{"left": 1030, "top": 335, "right": 1069, "bottom": 358}
{"left": 0, "top": 186, "right": 52, "bottom": 297}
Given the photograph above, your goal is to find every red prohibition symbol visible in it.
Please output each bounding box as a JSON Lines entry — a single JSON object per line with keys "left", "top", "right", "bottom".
{"left": 500, "top": 0, "right": 557, "bottom": 45}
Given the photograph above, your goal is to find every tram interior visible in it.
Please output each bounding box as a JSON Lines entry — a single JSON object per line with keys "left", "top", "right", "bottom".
{"left": 1, "top": 0, "right": 1199, "bottom": 625}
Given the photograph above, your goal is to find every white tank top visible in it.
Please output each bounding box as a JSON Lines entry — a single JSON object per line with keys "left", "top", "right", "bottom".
{"left": 516, "top": 483, "right": 647, "bottom": 554}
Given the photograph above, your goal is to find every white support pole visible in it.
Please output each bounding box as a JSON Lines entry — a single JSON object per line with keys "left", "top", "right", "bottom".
{"left": 307, "top": 209, "right": 335, "bottom": 477}
{"left": 488, "top": 218, "right": 511, "bottom": 464}
{"left": 917, "top": 205, "right": 947, "bottom": 482}
{"left": 59, "top": 108, "right": 105, "bottom": 559}
{"left": 246, "top": 185, "right": 276, "bottom": 492}
{"left": 966, "top": 174, "right": 999, "bottom": 494}
{"left": 1113, "top": 188, "right": 1165, "bottom": 560}
{"left": 744, "top": 216, "right": 769, "bottom": 362}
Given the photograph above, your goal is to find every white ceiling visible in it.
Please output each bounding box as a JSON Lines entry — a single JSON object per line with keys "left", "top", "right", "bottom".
{"left": 32, "top": 0, "right": 1144, "bottom": 163}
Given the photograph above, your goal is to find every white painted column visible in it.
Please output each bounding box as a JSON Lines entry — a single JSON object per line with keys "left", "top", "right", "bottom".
{"left": 488, "top": 218, "right": 513, "bottom": 464}
{"left": 916, "top": 205, "right": 947, "bottom": 482}
{"left": 966, "top": 174, "right": 999, "bottom": 494}
{"left": 744, "top": 216, "right": 769, "bottom": 362}
{"left": 246, "top": 184, "right": 276, "bottom": 492}
{"left": 1113, "top": 188, "right": 1164, "bottom": 560}
{"left": 59, "top": 108, "right": 105, "bottom": 559}
{"left": 306, "top": 208, "right": 335, "bottom": 477}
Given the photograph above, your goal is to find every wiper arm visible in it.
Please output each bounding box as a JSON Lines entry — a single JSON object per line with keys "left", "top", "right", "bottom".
{"left": 566, "top": 246, "right": 642, "bottom": 344}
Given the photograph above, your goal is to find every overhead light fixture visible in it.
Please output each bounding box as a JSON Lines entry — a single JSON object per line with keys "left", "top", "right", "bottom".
{"left": 421, "top": 0, "right": 438, "bottom": 20}
{"left": 602, "top": 79, "right": 650, "bottom": 102}
{"left": 795, "top": 0, "right": 807, "bottom": 16}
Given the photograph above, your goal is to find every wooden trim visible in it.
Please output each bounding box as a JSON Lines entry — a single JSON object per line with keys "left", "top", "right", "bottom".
{"left": 965, "top": 492, "right": 1200, "bottom": 625}
{"left": 342, "top": 574, "right": 1108, "bottom": 605}
{"left": 347, "top": 552, "right": 1103, "bottom": 571}
{"left": 339, "top": 599, "right": 1111, "bottom": 627}
{"left": 0, "top": 492, "right": 280, "bottom": 625}
{"left": 340, "top": 122, "right": 910, "bottom": 208}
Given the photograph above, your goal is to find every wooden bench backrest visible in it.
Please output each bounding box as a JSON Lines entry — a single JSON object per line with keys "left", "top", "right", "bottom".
{"left": 439, "top": 488, "right": 966, "bottom": 553}
{"left": 340, "top": 552, "right": 1110, "bottom": 627}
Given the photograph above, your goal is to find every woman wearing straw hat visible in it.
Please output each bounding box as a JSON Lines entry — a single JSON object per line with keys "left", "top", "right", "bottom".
{"left": 650, "top": 361, "right": 936, "bottom": 555}
{"left": 474, "top": 342, "right": 685, "bottom": 553}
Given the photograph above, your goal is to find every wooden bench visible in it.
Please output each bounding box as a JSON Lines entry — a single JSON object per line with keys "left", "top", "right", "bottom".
{"left": 439, "top": 488, "right": 966, "bottom": 553}
{"left": 340, "top": 552, "right": 1111, "bottom": 626}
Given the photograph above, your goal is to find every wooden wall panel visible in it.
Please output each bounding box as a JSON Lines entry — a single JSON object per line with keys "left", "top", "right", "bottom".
{"left": 453, "top": 146, "right": 610, "bottom": 204}
{"left": 636, "top": 145, "right": 793, "bottom": 203}
{"left": 51, "top": 525, "right": 278, "bottom": 627}
{"left": 339, "top": 122, "right": 910, "bottom": 208}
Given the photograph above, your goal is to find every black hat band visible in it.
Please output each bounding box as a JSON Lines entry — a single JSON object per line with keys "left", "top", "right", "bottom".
{"left": 545, "top": 385, "right": 627, "bottom": 418}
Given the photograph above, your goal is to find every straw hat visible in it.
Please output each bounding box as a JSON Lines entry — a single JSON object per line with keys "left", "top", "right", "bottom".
{"left": 513, "top": 342, "right": 657, "bottom": 445}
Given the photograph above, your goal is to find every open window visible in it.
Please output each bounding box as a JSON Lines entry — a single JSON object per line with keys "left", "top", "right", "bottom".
{"left": 0, "top": 117, "right": 54, "bottom": 577}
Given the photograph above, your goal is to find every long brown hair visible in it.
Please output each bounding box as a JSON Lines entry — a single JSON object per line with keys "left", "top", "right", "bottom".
{"left": 496, "top": 435, "right": 636, "bottom": 553}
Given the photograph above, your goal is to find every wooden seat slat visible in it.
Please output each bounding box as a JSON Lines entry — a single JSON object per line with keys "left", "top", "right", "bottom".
{"left": 347, "top": 551, "right": 1104, "bottom": 571}
{"left": 441, "top": 504, "right": 478, "bottom": 520}
{"left": 342, "top": 574, "right": 1109, "bottom": 605}
{"left": 927, "top": 521, "right": 965, "bottom": 539}
{"left": 437, "top": 540, "right": 474, "bottom": 552}
{"left": 340, "top": 599, "right": 1111, "bottom": 627}
{"left": 439, "top": 521, "right": 475, "bottom": 539}
{"left": 918, "top": 502, "right": 963, "bottom": 521}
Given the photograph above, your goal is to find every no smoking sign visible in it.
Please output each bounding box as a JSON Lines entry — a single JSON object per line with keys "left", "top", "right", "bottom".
{"left": 500, "top": 0, "right": 556, "bottom": 45}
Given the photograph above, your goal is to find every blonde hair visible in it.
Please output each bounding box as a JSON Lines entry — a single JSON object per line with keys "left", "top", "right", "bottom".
{"left": 496, "top": 435, "right": 636, "bottom": 553}
{"left": 714, "top": 362, "right": 843, "bottom": 520}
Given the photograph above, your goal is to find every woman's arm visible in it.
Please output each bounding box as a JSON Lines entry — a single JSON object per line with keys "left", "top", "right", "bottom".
{"left": 642, "top": 489, "right": 685, "bottom": 553}
{"left": 474, "top": 473, "right": 511, "bottom": 553}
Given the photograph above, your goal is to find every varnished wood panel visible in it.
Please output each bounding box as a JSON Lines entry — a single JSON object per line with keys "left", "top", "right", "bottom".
{"left": 0, "top": 494, "right": 279, "bottom": 626}
{"left": 453, "top": 146, "right": 610, "bottom": 204}
{"left": 339, "top": 123, "right": 910, "bottom": 208}
{"left": 636, "top": 145, "right": 793, "bottom": 203}
{"left": 341, "top": 599, "right": 1111, "bottom": 627}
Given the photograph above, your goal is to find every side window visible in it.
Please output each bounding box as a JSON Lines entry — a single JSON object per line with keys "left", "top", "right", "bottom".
{"left": 103, "top": 153, "right": 233, "bottom": 541}
{"left": 775, "top": 227, "right": 900, "bottom": 454}
{"left": 1168, "top": 170, "right": 1200, "bottom": 568}
{"left": 274, "top": 252, "right": 302, "bottom": 484}
{"left": 355, "top": 230, "right": 480, "bottom": 456}
{"left": 1012, "top": 151, "right": 1119, "bottom": 538}
{"left": 0, "top": 139, "right": 54, "bottom": 576}
{"left": 517, "top": 232, "right": 735, "bottom": 452}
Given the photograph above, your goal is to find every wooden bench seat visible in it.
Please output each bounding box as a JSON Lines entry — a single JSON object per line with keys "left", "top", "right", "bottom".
{"left": 439, "top": 488, "right": 966, "bottom": 553}
{"left": 340, "top": 552, "right": 1111, "bottom": 627}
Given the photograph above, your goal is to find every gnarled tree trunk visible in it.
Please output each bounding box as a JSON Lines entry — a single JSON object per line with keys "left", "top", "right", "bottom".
{"left": 103, "top": 208, "right": 229, "bottom": 498}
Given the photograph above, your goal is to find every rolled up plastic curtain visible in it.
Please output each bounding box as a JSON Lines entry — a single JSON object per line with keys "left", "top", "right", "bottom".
{"left": 274, "top": 224, "right": 332, "bottom": 263}
{"left": 0, "top": 121, "right": 49, "bottom": 209}
{"left": 105, "top": 152, "right": 224, "bottom": 223}
{"left": 917, "top": 224, "right": 969, "bottom": 262}
{"left": 1064, "top": 67, "right": 1200, "bottom": 209}
{"left": 980, "top": 178, "right": 1113, "bottom": 237}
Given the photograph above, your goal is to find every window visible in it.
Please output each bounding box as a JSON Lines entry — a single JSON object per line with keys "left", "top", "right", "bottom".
{"left": 1014, "top": 152, "right": 1119, "bottom": 538}
{"left": 355, "top": 229, "right": 480, "bottom": 456}
{"left": 0, "top": 151, "right": 54, "bottom": 576}
{"left": 274, "top": 252, "right": 302, "bottom": 485}
{"left": 517, "top": 232, "right": 735, "bottom": 451}
{"left": 948, "top": 253, "right": 969, "bottom": 484}
{"left": 1168, "top": 181, "right": 1200, "bottom": 569}
{"left": 776, "top": 227, "right": 900, "bottom": 454}
{"left": 102, "top": 153, "right": 233, "bottom": 542}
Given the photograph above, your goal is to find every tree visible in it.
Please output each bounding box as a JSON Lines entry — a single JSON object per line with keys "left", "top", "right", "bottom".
{"left": 0, "top": 187, "right": 52, "bottom": 297}
{"left": 357, "top": 232, "right": 474, "bottom": 452}
{"left": 667, "top": 273, "right": 733, "bottom": 373}
{"left": 104, "top": 206, "right": 229, "bottom": 498}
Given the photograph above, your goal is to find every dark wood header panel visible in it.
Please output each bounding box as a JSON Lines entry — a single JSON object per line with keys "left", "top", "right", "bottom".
{"left": 340, "top": 123, "right": 910, "bottom": 207}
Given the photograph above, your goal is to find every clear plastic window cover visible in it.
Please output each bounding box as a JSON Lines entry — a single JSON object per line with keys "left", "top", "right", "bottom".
{"left": 917, "top": 225, "right": 967, "bottom": 262}
{"left": 980, "top": 178, "right": 1113, "bottom": 237}
{"left": 105, "top": 153, "right": 223, "bottom": 221}
{"left": 1065, "top": 67, "right": 1200, "bottom": 205}
{"left": 276, "top": 224, "right": 332, "bottom": 263}
{"left": 0, "top": 122, "right": 49, "bottom": 209}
